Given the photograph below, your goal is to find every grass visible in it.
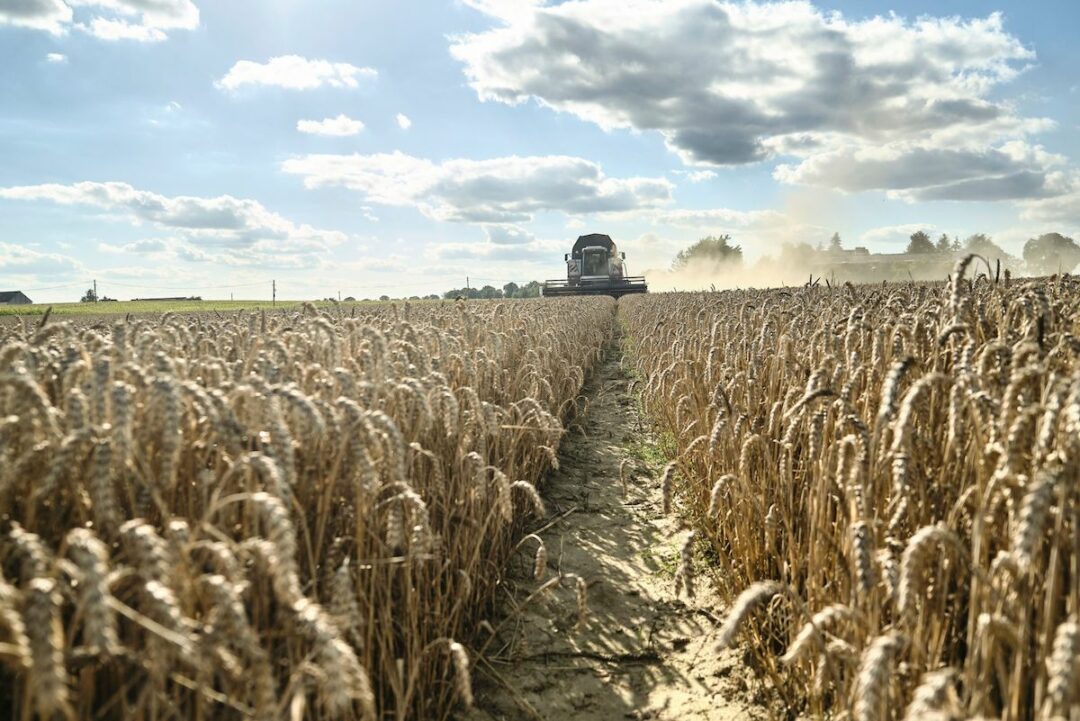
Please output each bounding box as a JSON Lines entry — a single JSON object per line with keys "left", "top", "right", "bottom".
{"left": 625, "top": 437, "right": 671, "bottom": 469}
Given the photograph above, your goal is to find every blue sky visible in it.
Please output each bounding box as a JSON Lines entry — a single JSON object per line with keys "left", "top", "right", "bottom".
{"left": 1, "top": 0, "right": 1078, "bottom": 301}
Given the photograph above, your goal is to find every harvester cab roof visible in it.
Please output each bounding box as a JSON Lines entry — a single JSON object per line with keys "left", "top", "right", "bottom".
{"left": 543, "top": 233, "right": 648, "bottom": 298}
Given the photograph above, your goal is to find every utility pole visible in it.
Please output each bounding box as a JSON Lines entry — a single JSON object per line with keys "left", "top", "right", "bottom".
{"left": 230, "top": 292, "right": 233, "bottom": 302}
{"left": 272, "top": 280, "right": 276, "bottom": 306}
{"left": 338, "top": 290, "right": 341, "bottom": 302}
{"left": 466, "top": 276, "right": 470, "bottom": 292}
{"left": 93, "top": 279, "right": 97, "bottom": 302}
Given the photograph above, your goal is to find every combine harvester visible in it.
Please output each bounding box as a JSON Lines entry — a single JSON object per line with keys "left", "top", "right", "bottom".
{"left": 542, "top": 233, "right": 648, "bottom": 298}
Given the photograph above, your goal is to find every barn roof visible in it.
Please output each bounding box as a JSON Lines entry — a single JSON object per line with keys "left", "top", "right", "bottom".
{"left": 0, "top": 291, "right": 27, "bottom": 302}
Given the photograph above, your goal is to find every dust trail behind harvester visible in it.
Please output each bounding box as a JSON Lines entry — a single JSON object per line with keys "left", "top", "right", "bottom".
{"left": 642, "top": 252, "right": 987, "bottom": 292}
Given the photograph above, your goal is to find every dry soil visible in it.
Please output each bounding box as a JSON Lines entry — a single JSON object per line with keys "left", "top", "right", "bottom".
{"left": 467, "top": 329, "right": 766, "bottom": 721}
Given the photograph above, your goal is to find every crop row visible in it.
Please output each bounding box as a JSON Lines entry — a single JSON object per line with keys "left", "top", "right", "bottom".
{"left": 0, "top": 297, "right": 614, "bottom": 720}
{"left": 622, "top": 271, "right": 1080, "bottom": 720}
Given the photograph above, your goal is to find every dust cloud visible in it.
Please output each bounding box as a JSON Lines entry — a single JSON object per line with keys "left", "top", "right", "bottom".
{"left": 641, "top": 250, "right": 994, "bottom": 292}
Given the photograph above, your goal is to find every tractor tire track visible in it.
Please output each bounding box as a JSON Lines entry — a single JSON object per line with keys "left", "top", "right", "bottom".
{"left": 467, "top": 321, "right": 765, "bottom": 721}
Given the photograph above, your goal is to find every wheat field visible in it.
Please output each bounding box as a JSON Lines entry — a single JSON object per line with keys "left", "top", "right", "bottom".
{"left": 2, "top": 267, "right": 1078, "bottom": 721}
{"left": 621, "top": 266, "right": 1080, "bottom": 720}
{"left": 0, "top": 297, "right": 613, "bottom": 720}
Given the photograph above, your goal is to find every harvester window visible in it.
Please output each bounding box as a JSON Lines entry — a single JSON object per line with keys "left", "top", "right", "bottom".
{"left": 583, "top": 250, "right": 606, "bottom": 276}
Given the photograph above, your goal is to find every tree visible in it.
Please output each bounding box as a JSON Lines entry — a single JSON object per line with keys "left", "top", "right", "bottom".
{"left": 828, "top": 232, "right": 842, "bottom": 251}
{"left": 379, "top": 295, "right": 390, "bottom": 301}
{"left": 1023, "top": 232, "right": 1080, "bottom": 275}
{"left": 519, "top": 280, "right": 541, "bottom": 298}
{"left": 906, "top": 231, "right": 935, "bottom": 254}
{"left": 936, "top": 233, "right": 952, "bottom": 252}
{"left": 80, "top": 287, "right": 98, "bottom": 303}
{"left": 951, "top": 236, "right": 962, "bottom": 251}
{"left": 672, "top": 234, "right": 743, "bottom": 269}
{"left": 502, "top": 281, "right": 520, "bottom": 298}
{"left": 964, "top": 233, "right": 1011, "bottom": 260}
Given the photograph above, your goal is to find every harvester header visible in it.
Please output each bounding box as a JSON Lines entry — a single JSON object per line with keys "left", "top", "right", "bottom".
{"left": 542, "top": 233, "right": 648, "bottom": 298}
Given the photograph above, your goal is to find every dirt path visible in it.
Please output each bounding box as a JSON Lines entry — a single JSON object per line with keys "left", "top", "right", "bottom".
{"left": 468, "top": 324, "right": 763, "bottom": 721}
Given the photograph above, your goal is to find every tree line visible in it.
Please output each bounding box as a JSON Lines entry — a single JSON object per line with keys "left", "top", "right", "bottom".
{"left": 670, "top": 231, "right": 1080, "bottom": 277}
{"left": 440, "top": 281, "right": 542, "bottom": 300}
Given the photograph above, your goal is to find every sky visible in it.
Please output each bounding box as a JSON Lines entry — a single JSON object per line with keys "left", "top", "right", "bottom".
{"left": 1, "top": 0, "right": 1079, "bottom": 301}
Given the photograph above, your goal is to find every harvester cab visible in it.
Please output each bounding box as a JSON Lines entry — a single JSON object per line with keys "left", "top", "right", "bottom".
{"left": 542, "top": 233, "right": 648, "bottom": 298}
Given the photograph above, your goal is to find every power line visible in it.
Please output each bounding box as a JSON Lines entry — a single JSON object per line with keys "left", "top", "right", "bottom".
{"left": 102, "top": 279, "right": 269, "bottom": 290}
{"left": 15, "top": 281, "right": 92, "bottom": 292}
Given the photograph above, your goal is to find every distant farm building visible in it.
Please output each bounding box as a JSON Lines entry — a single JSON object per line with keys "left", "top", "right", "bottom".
{"left": 130, "top": 296, "right": 203, "bottom": 302}
{"left": 0, "top": 291, "right": 33, "bottom": 305}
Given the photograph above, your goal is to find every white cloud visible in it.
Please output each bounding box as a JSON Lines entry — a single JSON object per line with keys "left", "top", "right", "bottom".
{"left": 451, "top": 2, "right": 1062, "bottom": 201}
{"left": 98, "top": 238, "right": 170, "bottom": 254}
{"left": 46, "top": 52, "right": 68, "bottom": 63}
{"left": 81, "top": 16, "right": 164, "bottom": 40}
{"left": 859, "top": 223, "right": 937, "bottom": 247}
{"left": 282, "top": 151, "right": 673, "bottom": 223}
{"left": 1018, "top": 173, "right": 1080, "bottom": 228}
{"left": 657, "top": 207, "right": 786, "bottom": 230}
{"left": 774, "top": 141, "right": 1064, "bottom": 201}
{"left": 0, "top": 241, "right": 81, "bottom": 275}
{"left": 297, "top": 114, "right": 365, "bottom": 137}
{"left": 0, "top": 181, "right": 348, "bottom": 267}
{"left": 459, "top": 0, "right": 544, "bottom": 22}
{"left": 216, "top": 55, "right": 377, "bottom": 92}
{"left": 483, "top": 223, "right": 534, "bottom": 245}
{"left": 395, "top": 113, "right": 412, "bottom": 129}
{"left": 2, "top": 0, "right": 198, "bottom": 39}
{"left": 673, "top": 169, "right": 717, "bottom": 183}
{"left": 432, "top": 233, "right": 563, "bottom": 263}
{"left": 70, "top": 0, "right": 198, "bottom": 29}
{"left": 0, "top": 0, "right": 72, "bottom": 34}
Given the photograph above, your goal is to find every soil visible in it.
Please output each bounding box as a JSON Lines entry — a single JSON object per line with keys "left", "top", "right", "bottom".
{"left": 467, "top": 326, "right": 767, "bottom": 721}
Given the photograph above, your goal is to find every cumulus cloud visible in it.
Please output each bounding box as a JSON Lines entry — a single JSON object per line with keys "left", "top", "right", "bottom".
{"left": 483, "top": 223, "right": 535, "bottom": 245}
{"left": 1018, "top": 174, "right": 1080, "bottom": 228}
{"left": 859, "top": 223, "right": 937, "bottom": 247}
{"left": 0, "top": 241, "right": 81, "bottom": 275}
{"left": 657, "top": 207, "right": 786, "bottom": 230}
{"left": 71, "top": 0, "right": 198, "bottom": 29}
{"left": 297, "top": 114, "right": 365, "bottom": 137}
{"left": 774, "top": 141, "right": 1064, "bottom": 201}
{"left": 82, "top": 16, "right": 163, "bottom": 40}
{"left": 672, "top": 169, "right": 717, "bottom": 183}
{"left": 395, "top": 113, "right": 412, "bottom": 129}
{"left": 0, "top": 181, "right": 347, "bottom": 267}
{"left": 433, "top": 233, "right": 562, "bottom": 263}
{"left": 98, "top": 237, "right": 170, "bottom": 254}
{"left": 282, "top": 151, "right": 673, "bottom": 223}
{"left": 459, "top": 0, "right": 544, "bottom": 21}
{"left": 0, "top": 0, "right": 72, "bottom": 34}
{"left": 1, "top": 0, "right": 198, "bottom": 39}
{"left": 217, "top": 56, "right": 377, "bottom": 92}
{"left": 46, "top": 52, "right": 67, "bottom": 62}
{"left": 451, "top": 1, "right": 1063, "bottom": 201}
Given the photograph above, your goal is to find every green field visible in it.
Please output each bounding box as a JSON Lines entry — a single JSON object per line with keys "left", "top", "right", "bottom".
{"left": 0, "top": 299, "right": 377, "bottom": 317}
